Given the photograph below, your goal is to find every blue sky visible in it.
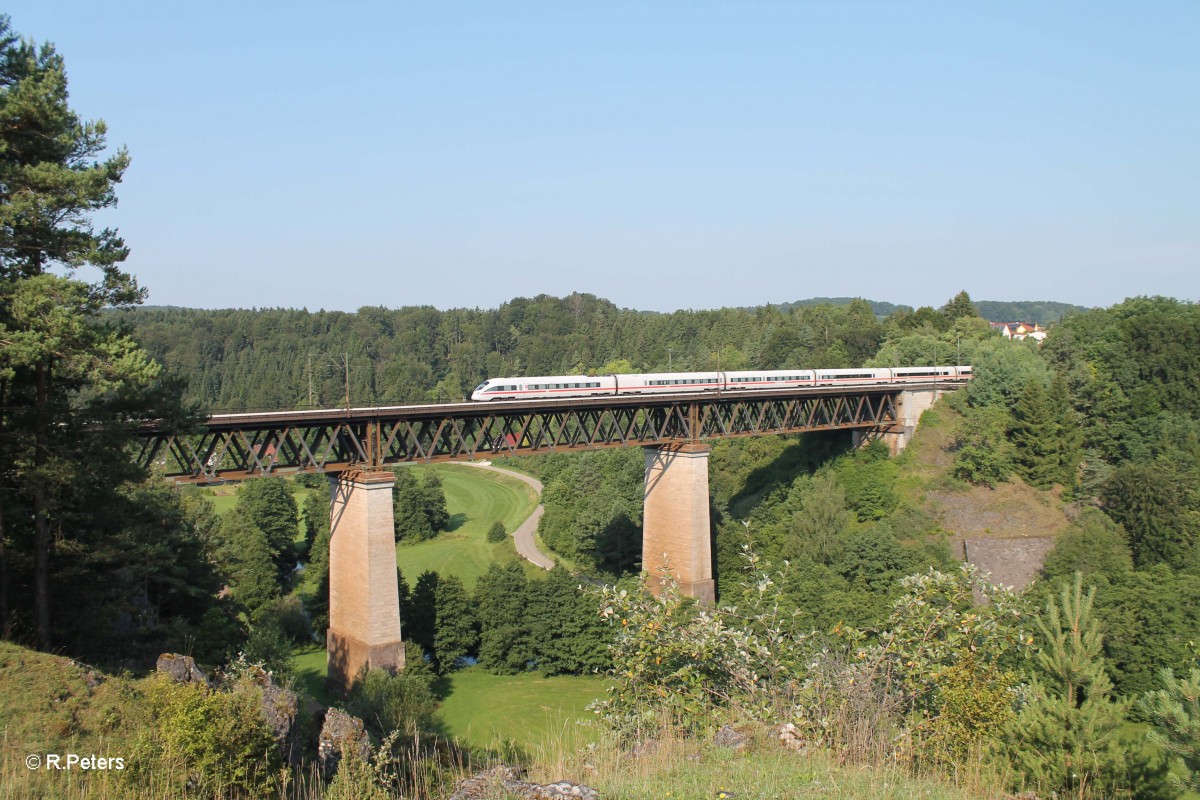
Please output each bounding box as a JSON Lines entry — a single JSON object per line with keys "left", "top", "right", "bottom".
{"left": 9, "top": 1, "right": 1198, "bottom": 312}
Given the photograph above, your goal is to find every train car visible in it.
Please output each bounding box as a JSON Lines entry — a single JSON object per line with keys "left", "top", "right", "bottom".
{"left": 612, "top": 371, "right": 723, "bottom": 395}
{"left": 890, "top": 366, "right": 961, "bottom": 383}
{"left": 472, "top": 375, "right": 616, "bottom": 401}
{"left": 722, "top": 370, "right": 816, "bottom": 389}
{"left": 814, "top": 368, "right": 893, "bottom": 385}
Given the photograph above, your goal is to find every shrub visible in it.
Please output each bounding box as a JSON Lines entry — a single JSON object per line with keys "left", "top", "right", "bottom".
{"left": 135, "top": 676, "right": 279, "bottom": 796}
{"left": 346, "top": 661, "right": 438, "bottom": 740}
{"left": 486, "top": 521, "right": 507, "bottom": 543}
{"left": 241, "top": 614, "right": 295, "bottom": 681}
{"left": 952, "top": 405, "right": 1013, "bottom": 487}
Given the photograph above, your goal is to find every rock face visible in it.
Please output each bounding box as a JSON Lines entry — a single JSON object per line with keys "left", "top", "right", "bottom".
{"left": 962, "top": 536, "right": 1056, "bottom": 592}
{"left": 318, "top": 708, "right": 371, "bottom": 779}
{"left": 448, "top": 765, "right": 600, "bottom": 800}
{"left": 155, "top": 653, "right": 208, "bottom": 686}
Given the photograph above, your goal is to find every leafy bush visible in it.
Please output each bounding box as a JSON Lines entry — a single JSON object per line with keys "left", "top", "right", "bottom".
{"left": 486, "top": 521, "right": 507, "bottom": 543}
{"left": 254, "top": 594, "right": 312, "bottom": 643}
{"left": 135, "top": 676, "right": 279, "bottom": 796}
{"left": 346, "top": 659, "right": 438, "bottom": 740}
{"left": 240, "top": 614, "right": 295, "bottom": 681}
{"left": 834, "top": 441, "right": 899, "bottom": 521}
{"left": 593, "top": 563, "right": 796, "bottom": 737}
{"left": 952, "top": 405, "right": 1012, "bottom": 487}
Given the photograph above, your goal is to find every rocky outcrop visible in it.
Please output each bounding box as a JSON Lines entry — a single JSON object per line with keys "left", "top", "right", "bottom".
{"left": 318, "top": 708, "right": 371, "bottom": 779}
{"left": 155, "top": 653, "right": 208, "bottom": 686}
{"left": 448, "top": 765, "right": 599, "bottom": 800}
{"left": 254, "top": 672, "right": 301, "bottom": 765}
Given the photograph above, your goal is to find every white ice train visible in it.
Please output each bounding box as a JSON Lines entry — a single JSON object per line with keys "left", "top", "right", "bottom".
{"left": 470, "top": 366, "right": 972, "bottom": 401}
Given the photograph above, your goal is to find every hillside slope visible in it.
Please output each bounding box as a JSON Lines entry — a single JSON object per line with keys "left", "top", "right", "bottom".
{"left": 896, "top": 399, "right": 1073, "bottom": 585}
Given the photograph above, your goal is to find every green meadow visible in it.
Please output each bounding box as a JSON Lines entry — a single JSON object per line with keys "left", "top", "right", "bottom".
{"left": 434, "top": 667, "right": 608, "bottom": 752}
{"left": 394, "top": 463, "right": 540, "bottom": 589}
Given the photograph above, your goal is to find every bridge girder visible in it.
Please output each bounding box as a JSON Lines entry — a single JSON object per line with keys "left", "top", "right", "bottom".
{"left": 135, "top": 387, "right": 902, "bottom": 484}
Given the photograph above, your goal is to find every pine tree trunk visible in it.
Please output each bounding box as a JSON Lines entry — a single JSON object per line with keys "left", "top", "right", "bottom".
{"left": 33, "top": 362, "right": 51, "bottom": 649}
{"left": 0, "top": 495, "right": 9, "bottom": 636}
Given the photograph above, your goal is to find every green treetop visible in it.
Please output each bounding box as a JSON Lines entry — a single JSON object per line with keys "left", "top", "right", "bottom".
{"left": 940, "top": 290, "right": 980, "bottom": 322}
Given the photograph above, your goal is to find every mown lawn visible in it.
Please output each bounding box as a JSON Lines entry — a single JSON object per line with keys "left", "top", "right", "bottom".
{"left": 395, "top": 464, "right": 539, "bottom": 589}
{"left": 435, "top": 667, "right": 608, "bottom": 753}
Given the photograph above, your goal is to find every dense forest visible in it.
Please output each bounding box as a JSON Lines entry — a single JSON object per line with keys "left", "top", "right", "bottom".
{"left": 2, "top": 13, "right": 1199, "bottom": 799}
{"left": 116, "top": 289, "right": 1034, "bottom": 412}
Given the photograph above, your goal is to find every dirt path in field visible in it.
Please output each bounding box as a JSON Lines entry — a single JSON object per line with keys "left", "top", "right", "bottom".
{"left": 460, "top": 462, "right": 555, "bottom": 570}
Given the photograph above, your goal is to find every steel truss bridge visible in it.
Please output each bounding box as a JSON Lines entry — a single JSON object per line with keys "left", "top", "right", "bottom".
{"left": 135, "top": 386, "right": 905, "bottom": 484}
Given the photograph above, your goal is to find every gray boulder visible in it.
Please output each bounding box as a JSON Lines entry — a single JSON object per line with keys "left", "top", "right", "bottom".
{"left": 255, "top": 673, "right": 301, "bottom": 765}
{"left": 155, "top": 653, "right": 208, "bottom": 686}
{"left": 318, "top": 708, "right": 371, "bottom": 779}
{"left": 447, "top": 765, "right": 600, "bottom": 800}
{"left": 713, "top": 724, "right": 750, "bottom": 750}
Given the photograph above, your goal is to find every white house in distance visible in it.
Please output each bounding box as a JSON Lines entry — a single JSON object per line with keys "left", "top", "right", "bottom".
{"left": 990, "top": 321, "right": 1047, "bottom": 342}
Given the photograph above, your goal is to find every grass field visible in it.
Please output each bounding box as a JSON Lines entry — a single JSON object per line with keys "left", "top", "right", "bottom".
{"left": 435, "top": 667, "right": 608, "bottom": 753}
{"left": 395, "top": 464, "right": 539, "bottom": 589}
{"left": 291, "top": 644, "right": 334, "bottom": 707}
{"left": 285, "top": 650, "right": 607, "bottom": 754}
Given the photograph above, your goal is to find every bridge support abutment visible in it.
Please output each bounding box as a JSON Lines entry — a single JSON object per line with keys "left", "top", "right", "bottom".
{"left": 642, "top": 443, "right": 715, "bottom": 603}
{"left": 327, "top": 470, "right": 404, "bottom": 694}
{"left": 855, "top": 386, "right": 946, "bottom": 455}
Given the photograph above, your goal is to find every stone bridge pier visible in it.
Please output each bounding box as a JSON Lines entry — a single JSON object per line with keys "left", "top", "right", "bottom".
{"left": 327, "top": 470, "right": 404, "bottom": 694}
{"left": 642, "top": 443, "right": 716, "bottom": 602}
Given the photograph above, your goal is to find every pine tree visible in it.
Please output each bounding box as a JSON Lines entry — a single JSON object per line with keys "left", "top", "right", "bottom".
{"left": 475, "top": 561, "right": 532, "bottom": 674}
{"left": 433, "top": 575, "right": 477, "bottom": 673}
{"left": 0, "top": 17, "right": 194, "bottom": 649}
{"left": 941, "top": 290, "right": 980, "bottom": 322}
{"left": 420, "top": 473, "right": 450, "bottom": 533}
{"left": 1000, "top": 574, "right": 1134, "bottom": 798}
{"left": 1009, "top": 379, "right": 1058, "bottom": 488}
{"left": 393, "top": 470, "right": 434, "bottom": 541}
{"left": 528, "top": 568, "right": 611, "bottom": 675}
{"left": 304, "top": 496, "right": 333, "bottom": 634}
{"left": 235, "top": 478, "right": 299, "bottom": 578}
{"left": 300, "top": 487, "right": 329, "bottom": 558}
{"left": 405, "top": 571, "right": 439, "bottom": 656}
{"left": 1139, "top": 666, "right": 1200, "bottom": 793}
{"left": 1047, "top": 374, "right": 1083, "bottom": 489}
{"left": 1102, "top": 462, "right": 1195, "bottom": 569}
{"left": 219, "top": 516, "right": 281, "bottom": 614}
